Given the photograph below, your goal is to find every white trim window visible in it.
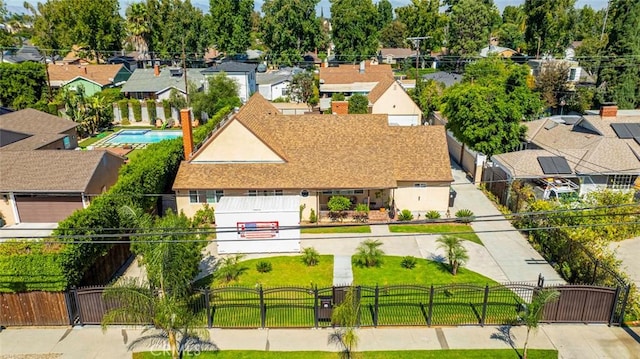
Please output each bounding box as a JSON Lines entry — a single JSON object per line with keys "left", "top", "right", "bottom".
{"left": 607, "top": 175, "right": 637, "bottom": 190}
{"left": 189, "top": 190, "right": 224, "bottom": 203}
{"left": 414, "top": 183, "right": 427, "bottom": 188}
{"left": 248, "top": 190, "right": 284, "bottom": 196}
{"left": 321, "top": 189, "right": 365, "bottom": 195}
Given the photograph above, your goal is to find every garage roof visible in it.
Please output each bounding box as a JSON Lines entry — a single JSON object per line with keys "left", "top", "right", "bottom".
{"left": 216, "top": 196, "right": 300, "bottom": 214}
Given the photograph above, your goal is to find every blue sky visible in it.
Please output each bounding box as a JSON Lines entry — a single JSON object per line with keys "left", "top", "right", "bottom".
{"left": 6, "top": 0, "right": 608, "bottom": 16}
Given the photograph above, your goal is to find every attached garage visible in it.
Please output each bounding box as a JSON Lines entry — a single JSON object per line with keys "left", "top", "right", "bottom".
{"left": 215, "top": 195, "right": 301, "bottom": 254}
{"left": 15, "top": 195, "right": 83, "bottom": 223}
{"left": 388, "top": 115, "right": 420, "bottom": 126}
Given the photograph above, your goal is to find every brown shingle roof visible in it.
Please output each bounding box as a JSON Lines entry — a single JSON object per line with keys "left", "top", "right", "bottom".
{"left": 367, "top": 75, "right": 396, "bottom": 104}
{"left": 0, "top": 109, "right": 78, "bottom": 135}
{"left": 0, "top": 150, "right": 116, "bottom": 192}
{"left": 320, "top": 63, "right": 393, "bottom": 85}
{"left": 173, "top": 93, "right": 452, "bottom": 190}
{"left": 48, "top": 64, "right": 124, "bottom": 86}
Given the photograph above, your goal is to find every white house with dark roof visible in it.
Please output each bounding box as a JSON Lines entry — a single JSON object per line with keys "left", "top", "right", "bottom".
{"left": 487, "top": 106, "right": 640, "bottom": 203}
{"left": 256, "top": 71, "right": 292, "bottom": 101}
{"left": 121, "top": 65, "right": 205, "bottom": 100}
{"left": 201, "top": 61, "right": 258, "bottom": 103}
{"left": 0, "top": 109, "right": 124, "bottom": 225}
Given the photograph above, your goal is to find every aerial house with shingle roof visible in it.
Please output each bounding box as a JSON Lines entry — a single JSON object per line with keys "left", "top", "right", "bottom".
{"left": 172, "top": 93, "right": 453, "bottom": 228}
{"left": 0, "top": 109, "right": 124, "bottom": 225}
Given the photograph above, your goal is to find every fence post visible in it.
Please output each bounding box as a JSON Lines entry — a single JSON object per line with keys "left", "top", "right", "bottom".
{"left": 72, "top": 286, "right": 83, "bottom": 326}
{"left": 618, "top": 285, "right": 631, "bottom": 326}
{"left": 608, "top": 286, "right": 621, "bottom": 327}
{"left": 314, "top": 286, "right": 319, "bottom": 329}
{"left": 480, "top": 285, "right": 489, "bottom": 327}
{"left": 427, "top": 285, "right": 434, "bottom": 327}
{"left": 205, "top": 288, "right": 212, "bottom": 329}
{"left": 259, "top": 286, "right": 266, "bottom": 329}
{"left": 355, "top": 286, "right": 362, "bottom": 327}
{"left": 64, "top": 289, "right": 75, "bottom": 326}
{"left": 373, "top": 285, "right": 379, "bottom": 328}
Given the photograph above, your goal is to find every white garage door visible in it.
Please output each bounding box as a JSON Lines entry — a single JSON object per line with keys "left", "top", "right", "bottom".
{"left": 388, "top": 115, "right": 420, "bottom": 126}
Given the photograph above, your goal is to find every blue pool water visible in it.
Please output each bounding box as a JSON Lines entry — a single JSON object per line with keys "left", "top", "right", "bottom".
{"left": 106, "top": 130, "right": 182, "bottom": 144}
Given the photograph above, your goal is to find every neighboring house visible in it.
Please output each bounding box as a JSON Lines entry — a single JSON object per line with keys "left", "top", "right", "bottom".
{"left": 256, "top": 71, "right": 292, "bottom": 101}
{"left": 172, "top": 93, "right": 453, "bottom": 228}
{"left": 487, "top": 106, "right": 640, "bottom": 203}
{"left": 48, "top": 64, "right": 132, "bottom": 97}
{"left": 400, "top": 71, "right": 463, "bottom": 91}
{"left": 271, "top": 102, "right": 313, "bottom": 115}
{"left": 120, "top": 65, "right": 205, "bottom": 100}
{"left": 378, "top": 48, "right": 416, "bottom": 65}
{"left": 0, "top": 109, "right": 124, "bottom": 224}
{"left": 1, "top": 45, "right": 42, "bottom": 64}
{"left": 201, "top": 61, "right": 257, "bottom": 103}
{"left": 528, "top": 58, "right": 582, "bottom": 86}
{"left": 319, "top": 61, "right": 422, "bottom": 125}
{"left": 107, "top": 55, "right": 138, "bottom": 72}
{"left": 479, "top": 37, "right": 518, "bottom": 58}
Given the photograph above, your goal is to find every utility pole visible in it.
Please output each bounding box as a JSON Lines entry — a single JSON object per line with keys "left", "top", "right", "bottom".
{"left": 407, "top": 36, "right": 431, "bottom": 95}
{"left": 601, "top": 0, "right": 610, "bottom": 41}
{"left": 42, "top": 49, "right": 52, "bottom": 102}
{"left": 182, "top": 38, "right": 188, "bottom": 105}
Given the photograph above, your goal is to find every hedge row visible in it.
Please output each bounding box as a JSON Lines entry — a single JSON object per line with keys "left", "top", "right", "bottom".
{"left": 0, "top": 107, "right": 232, "bottom": 292}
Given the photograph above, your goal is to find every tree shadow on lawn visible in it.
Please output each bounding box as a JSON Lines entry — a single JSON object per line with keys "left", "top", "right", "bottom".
{"left": 490, "top": 325, "right": 523, "bottom": 358}
{"left": 427, "top": 254, "right": 453, "bottom": 275}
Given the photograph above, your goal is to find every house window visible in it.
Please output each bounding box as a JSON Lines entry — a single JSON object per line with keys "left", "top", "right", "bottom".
{"left": 189, "top": 190, "right": 224, "bottom": 203}
{"left": 322, "top": 189, "right": 364, "bottom": 195}
{"left": 414, "top": 183, "right": 427, "bottom": 188}
{"left": 608, "top": 175, "right": 637, "bottom": 190}
{"left": 568, "top": 68, "right": 577, "bottom": 81}
{"left": 248, "top": 190, "right": 283, "bottom": 196}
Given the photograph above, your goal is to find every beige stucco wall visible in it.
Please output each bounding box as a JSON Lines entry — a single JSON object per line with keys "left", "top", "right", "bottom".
{"left": 193, "top": 120, "right": 284, "bottom": 163}
{"left": 85, "top": 154, "right": 125, "bottom": 196}
{"left": 371, "top": 84, "right": 422, "bottom": 122}
{"left": 394, "top": 182, "right": 450, "bottom": 215}
{"left": 0, "top": 195, "right": 16, "bottom": 226}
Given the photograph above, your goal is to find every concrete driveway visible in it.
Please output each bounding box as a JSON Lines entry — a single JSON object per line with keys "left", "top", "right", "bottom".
{"left": 610, "top": 237, "right": 640, "bottom": 287}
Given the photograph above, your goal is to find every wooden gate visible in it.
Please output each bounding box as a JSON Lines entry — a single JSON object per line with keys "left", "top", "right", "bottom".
{"left": 542, "top": 285, "right": 618, "bottom": 324}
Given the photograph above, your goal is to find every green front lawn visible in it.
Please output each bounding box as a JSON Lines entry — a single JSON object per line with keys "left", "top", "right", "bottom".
{"left": 133, "top": 349, "right": 558, "bottom": 359}
{"left": 302, "top": 225, "right": 371, "bottom": 234}
{"left": 389, "top": 223, "right": 483, "bottom": 245}
{"left": 353, "top": 256, "right": 495, "bottom": 286}
{"left": 197, "top": 255, "right": 334, "bottom": 288}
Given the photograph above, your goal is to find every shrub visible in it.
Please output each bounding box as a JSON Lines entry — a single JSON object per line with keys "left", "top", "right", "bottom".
{"left": 0, "top": 241, "right": 67, "bottom": 292}
{"left": 301, "top": 247, "right": 320, "bottom": 266}
{"left": 162, "top": 99, "right": 172, "bottom": 120}
{"left": 192, "top": 203, "right": 215, "bottom": 226}
{"left": 328, "top": 196, "right": 351, "bottom": 212}
{"left": 217, "top": 254, "right": 248, "bottom": 282}
{"left": 400, "top": 256, "right": 417, "bottom": 269}
{"left": 256, "top": 261, "right": 273, "bottom": 273}
{"left": 425, "top": 210, "right": 441, "bottom": 219}
{"left": 117, "top": 99, "right": 129, "bottom": 121}
{"left": 355, "top": 203, "right": 369, "bottom": 213}
{"left": 332, "top": 93, "right": 346, "bottom": 101}
{"left": 146, "top": 99, "right": 157, "bottom": 121}
{"left": 130, "top": 99, "right": 142, "bottom": 122}
{"left": 47, "top": 102, "right": 59, "bottom": 116}
{"left": 353, "top": 239, "right": 385, "bottom": 268}
{"left": 398, "top": 209, "right": 414, "bottom": 221}
{"left": 455, "top": 209, "right": 475, "bottom": 223}
{"left": 309, "top": 208, "right": 317, "bottom": 223}
{"left": 299, "top": 204, "right": 306, "bottom": 221}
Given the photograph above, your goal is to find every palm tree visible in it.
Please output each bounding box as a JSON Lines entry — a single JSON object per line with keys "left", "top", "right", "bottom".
{"left": 102, "top": 278, "right": 217, "bottom": 359}
{"left": 519, "top": 289, "right": 560, "bottom": 359}
{"left": 329, "top": 288, "right": 360, "bottom": 359}
{"left": 436, "top": 235, "right": 469, "bottom": 275}
{"left": 217, "top": 254, "right": 249, "bottom": 283}
{"left": 125, "top": 2, "right": 150, "bottom": 63}
{"left": 352, "top": 239, "right": 385, "bottom": 268}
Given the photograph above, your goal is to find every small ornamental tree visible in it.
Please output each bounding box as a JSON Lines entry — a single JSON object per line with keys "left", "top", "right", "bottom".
{"left": 348, "top": 93, "right": 369, "bottom": 114}
{"left": 436, "top": 235, "right": 469, "bottom": 275}
{"left": 353, "top": 239, "right": 385, "bottom": 268}
{"left": 130, "top": 99, "right": 142, "bottom": 122}
{"left": 146, "top": 99, "right": 157, "bottom": 121}
{"left": 520, "top": 289, "right": 560, "bottom": 359}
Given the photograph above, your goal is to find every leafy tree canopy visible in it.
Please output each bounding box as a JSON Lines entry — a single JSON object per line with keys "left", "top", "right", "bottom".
{"left": 208, "top": 0, "right": 253, "bottom": 54}
{"left": 395, "top": 0, "right": 445, "bottom": 52}
{"left": 524, "top": 0, "right": 576, "bottom": 57}
{"left": 447, "top": 0, "right": 502, "bottom": 56}
{"left": 348, "top": 93, "right": 369, "bottom": 114}
{"left": 330, "top": 0, "right": 379, "bottom": 62}
{"left": 190, "top": 72, "right": 241, "bottom": 120}
{"left": 0, "top": 62, "right": 47, "bottom": 109}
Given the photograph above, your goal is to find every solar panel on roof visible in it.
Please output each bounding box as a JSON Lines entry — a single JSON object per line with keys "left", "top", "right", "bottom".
{"left": 611, "top": 123, "right": 633, "bottom": 139}
{"left": 538, "top": 156, "right": 572, "bottom": 175}
{"left": 628, "top": 124, "right": 640, "bottom": 138}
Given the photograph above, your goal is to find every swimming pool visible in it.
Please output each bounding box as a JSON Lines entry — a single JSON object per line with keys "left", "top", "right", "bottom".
{"left": 105, "top": 130, "right": 182, "bottom": 145}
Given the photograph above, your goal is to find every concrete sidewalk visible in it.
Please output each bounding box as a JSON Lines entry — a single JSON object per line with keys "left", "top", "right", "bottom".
{"left": 0, "top": 325, "right": 638, "bottom": 358}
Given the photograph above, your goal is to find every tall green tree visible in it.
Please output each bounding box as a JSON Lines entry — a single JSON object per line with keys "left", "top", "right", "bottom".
{"left": 0, "top": 1, "right": 16, "bottom": 60}
{"left": 596, "top": 0, "right": 640, "bottom": 109}
{"left": 395, "top": 0, "right": 445, "bottom": 53}
{"left": 379, "top": 20, "right": 408, "bottom": 48}
{"left": 0, "top": 62, "right": 47, "bottom": 109}
{"left": 208, "top": 0, "right": 253, "bottom": 54}
{"left": 189, "top": 72, "right": 241, "bottom": 120}
{"left": 260, "top": 0, "right": 324, "bottom": 66}
{"left": 330, "top": 0, "right": 379, "bottom": 62}
{"left": 32, "top": 0, "right": 124, "bottom": 61}
{"left": 524, "top": 0, "right": 576, "bottom": 57}
{"left": 446, "top": 0, "right": 501, "bottom": 56}
{"left": 497, "top": 5, "right": 526, "bottom": 51}
{"left": 125, "top": 3, "right": 151, "bottom": 62}
{"left": 443, "top": 58, "right": 542, "bottom": 157}
{"left": 289, "top": 70, "right": 319, "bottom": 108}
{"left": 376, "top": 0, "right": 393, "bottom": 28}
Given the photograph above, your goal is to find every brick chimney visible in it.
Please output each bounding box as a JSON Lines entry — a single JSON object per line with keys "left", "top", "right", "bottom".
{"left": 154, "top": 63, "right": 160, "bottom": 77}
{"left": 180, "top": 109, "right": 194, "bottom": 159}
{"left": 332, "top": 101, "right": 349, "bottom": 115}
{"left": 599, "top": 103, "right": 618, "bottom": 118}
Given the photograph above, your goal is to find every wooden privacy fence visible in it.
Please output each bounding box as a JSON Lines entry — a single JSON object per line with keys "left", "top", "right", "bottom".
{"left": 0, "top": 282, "right": 630, "bottom": 328}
